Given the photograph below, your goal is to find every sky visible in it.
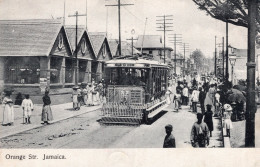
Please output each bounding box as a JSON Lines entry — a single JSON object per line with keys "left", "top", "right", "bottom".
{"left": 0, "top": 0, "right": 248, "bottom": 58}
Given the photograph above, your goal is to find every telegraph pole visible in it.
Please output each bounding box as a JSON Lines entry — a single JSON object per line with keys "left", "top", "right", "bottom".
{"left": 168, "top": 34, "right": 182, "bottom": 75}
{"left": 156, "top": 15, "right": 173, "bottom": 64}
{"left": 126, "top": 37, "right": 138, "bottom": 56}
{"left": 215, "top": 36, "right": 217, "bottom": 76}
{"left": 68, "top": 11, "right": 86, "bottom": 86}
{"left": 222, "top": 37, "right": 225, "bottom": 81}
{"left": 245, "top": 0, "right": 257, "bottom": 147}
{"left": 105, "top": 0, "right": 134, "bottom": 55}
{"left": 180, "top": 43, "right": 190, "bottom": 76}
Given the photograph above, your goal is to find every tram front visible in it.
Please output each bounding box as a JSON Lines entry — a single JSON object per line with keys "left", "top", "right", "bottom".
{"left": 100, "top": 59, "right": 168, "bottom": 125}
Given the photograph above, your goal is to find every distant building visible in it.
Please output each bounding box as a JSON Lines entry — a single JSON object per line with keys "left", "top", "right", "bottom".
{"left": 108, "top": 40, "right": 140, "bottom": 58}
{"left": 135, "top": 35, "right": 172, "bottom": 64}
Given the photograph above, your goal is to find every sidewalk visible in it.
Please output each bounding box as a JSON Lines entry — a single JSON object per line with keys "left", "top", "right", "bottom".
{"left": 0, "top": 103, "right": 102, "bottom": 139}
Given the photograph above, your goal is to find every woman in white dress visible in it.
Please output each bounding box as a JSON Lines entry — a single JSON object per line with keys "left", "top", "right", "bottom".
{"left": 223, "top": 104, "right": 233, "bottom": 137}
{"left": 2, "top": 91, "right": 14, "bottom": 126}
{"left": 166, "top": 83, "right": 172, "bottom": 105}
{"left": 86, "top": 83, "right": 94, "bottom": 106}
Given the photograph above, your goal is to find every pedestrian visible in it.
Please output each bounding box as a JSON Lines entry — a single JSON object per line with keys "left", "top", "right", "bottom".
{"left": 174, "top": 89, "right": 182, "bottom": 111}
{"left": 223, "top": 104, "right": 233, "bottom": 137}
{"left": 92, "top": 83, "right": 99, "bottom": 105}
{"left": 97, "top": 81, "right": 104, "bottom": 103}
{"left": 86, "top": 82, "right": 94, "bottom": 106}
{"left": 204, "top": 105, "right": 214, "bottom": 137}
{"left": 191, "top": 87, "right": 199, "bottom": 113}
{"left": 82, "top": 85, "right": 88, "bottom": 105}
{"left": 190, "top": 113, "right": 210, "bottom": 148}
{"left": 72, "top": 86, "right": 81, "bottom": 110}
{"left": 41, "top": 90, "right": 53, "bottom": 125}
{"left": 199, "top": 87, "right": 206, "bottom": 114}
{"left": 208, "top": 84, "right": 216, "bottom": 114}
{"left": 215, "top": 89, "right": 221, "bottom": 117}
{"left": 163, "top": 124, "right": 176, "bottom": 148}
{"left": 21, "top": 94, "right": 34, "bottom": 124}
{"left": 182, "top": 85, "right": 189, "bottom": 106}
{"left": 2, "top": 90, "right": 14, "bottom": 126}
{"left": 166, "top": 83, "right": 172, "bottom": 105}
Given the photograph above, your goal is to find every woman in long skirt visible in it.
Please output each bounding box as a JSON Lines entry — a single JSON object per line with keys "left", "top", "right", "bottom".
{"left": 86, "top": 83, "right": 94, "bottom": 106}
{"left": 41, "top": 91, "right": 53, "bottom": 125}
{"left": 2, "top": 91, "right": 14, "bottom": 126}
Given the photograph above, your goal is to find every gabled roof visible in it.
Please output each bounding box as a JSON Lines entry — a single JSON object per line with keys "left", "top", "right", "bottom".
{"left": 89, "top": 32, "right": 106, "bottom": 56}
{"left": 108, "top": 39, "right": 119, "bottom": 57}
{"left": 65, "top": 26, "right": 85, "bottom": 52}
{"left": 0, "top": 19, "right": 66, "bottom": 57}
{"left": 135, "top": 35, "right": 163, "bottom": 48}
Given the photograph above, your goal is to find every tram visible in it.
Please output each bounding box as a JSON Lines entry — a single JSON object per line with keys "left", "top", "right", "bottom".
{"left": 100, "top": 57, "right": 169, "bottom": 125}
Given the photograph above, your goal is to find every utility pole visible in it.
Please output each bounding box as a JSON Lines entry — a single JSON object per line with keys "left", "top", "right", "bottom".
{"left": 225, "top": 0, "right": 229, "bottom": 85}
{"left": 222, "top": 37, "right": 225, "bottom": 81}
{"left": 126, "top": 37, "right": 138, "bottom": 56}
{"left": 215, "top": 36, "right": 217, "bottom": 76}
{"left": 168, "top": 34, "right": 182, "bottom": 75}
{"left": 245, "top": 0, "right": 257, "bottom": 147}
{"left": 86, "top": 0, "right": 88, "bottom": 30}
{"left": 105, "top": 0, "right": 134, "bottom": 56}
{"left": 180, "top": 42, "right": 190, "bottom": 76}
{"left": 68, "top": 11, "right": 86, "bottom": 86}
{"left": 156, "top": 15, "right": 173, "bottom": 64}
{"left": 63, "top": 0, "right": 66, "bottom": 26}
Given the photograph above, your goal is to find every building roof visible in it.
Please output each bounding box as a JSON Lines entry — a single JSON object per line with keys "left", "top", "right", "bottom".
{"left": 135, "top": 35, "right": 163, "bottom": 49}
{"left": 89, "top": 32, "right": 106, "bottom": 56}
{"left": 121, "top": 41, "right": 141, "bottom": 56}
{"left": 0, "top": 19, "right": 64, "bottom": 57}
{"left": 65, "top": 26, "right": 85, "bottom": 52}
{"left": 108, "top": 39, "right": 119, "bottom": 57}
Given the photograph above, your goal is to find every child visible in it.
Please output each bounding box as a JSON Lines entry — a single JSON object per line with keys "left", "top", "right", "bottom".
{"left": 163, "top": 124, "right": 176, "bottom": 148}
{"left": 204, "top": 105, "right": 214, "bottom": 137}
{"left": 72, "top": 86, "right": 81, "bottom": 110}
{"left": 21, "top": 94, "right": 34, "bottom": 124}
{"left": 223, "top": 104, "right": 233, "bottom": 137}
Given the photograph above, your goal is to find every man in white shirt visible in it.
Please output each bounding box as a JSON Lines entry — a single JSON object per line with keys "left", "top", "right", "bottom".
{"left": 21, "top": 94, "right": 34, "bottom": 124}
{"left": 182, "top": 85, "right": 189, "bottom": 106}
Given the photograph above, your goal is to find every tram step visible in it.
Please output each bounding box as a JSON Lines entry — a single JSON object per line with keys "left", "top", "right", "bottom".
{"left": 148, "top": 103, "right": 168, "bottom": 118}
{"left": 100, "top": 117, "right": 142, "bottom": 125}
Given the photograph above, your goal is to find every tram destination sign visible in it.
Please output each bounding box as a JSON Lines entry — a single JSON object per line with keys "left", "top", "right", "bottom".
{"left": 106, "top": 63, "right": 150, "bottom": 68}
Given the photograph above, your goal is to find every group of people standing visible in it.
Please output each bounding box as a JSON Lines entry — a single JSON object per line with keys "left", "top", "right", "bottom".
{"left": 1, "top": 89, "right": 53, "bottom": 126}
{"left": 72, "top": 79, "right": 106, "bottom": 110}
{"left": 164, "top": 76, "right": 237, "bottom": 148}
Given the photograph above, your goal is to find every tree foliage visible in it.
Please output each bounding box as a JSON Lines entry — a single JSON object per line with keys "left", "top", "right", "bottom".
{"left": 191, "top": 49, "right": 205, "bottom": 68}
{"left": 192, "top": 0, "right": 259, "bottom": 28}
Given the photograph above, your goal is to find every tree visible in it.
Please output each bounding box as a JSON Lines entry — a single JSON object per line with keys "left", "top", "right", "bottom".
{"left": 191, "top": 49, "right": 205, "bottom": 71}
{"left": 192, "top": 0, "right": 259, "bottom": 28}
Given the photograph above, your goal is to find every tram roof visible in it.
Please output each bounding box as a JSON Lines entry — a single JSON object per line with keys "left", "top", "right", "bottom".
{"left": 105, "top": 58, "right": 168, "bottom": 68}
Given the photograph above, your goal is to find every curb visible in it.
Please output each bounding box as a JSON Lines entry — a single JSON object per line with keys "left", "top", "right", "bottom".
{"left": 0, "top": 105, "right": 102, "bottom": 139}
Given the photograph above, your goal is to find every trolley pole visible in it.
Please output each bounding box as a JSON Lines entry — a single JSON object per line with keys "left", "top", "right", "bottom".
{"left": 68, "top": 11, "right": 86, "bottom": 86}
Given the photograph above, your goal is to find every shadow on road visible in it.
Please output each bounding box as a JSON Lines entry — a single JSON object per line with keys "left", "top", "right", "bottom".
{"left": 147, "top": 111, "right": 168, "bottom": 125}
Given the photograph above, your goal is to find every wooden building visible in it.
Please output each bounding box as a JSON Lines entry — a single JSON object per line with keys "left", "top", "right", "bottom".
{"left": 0, "top": 20, "right": 112, "bottom": 104}
{"left": 89, "top": 32, "right": 112, "bottom": 82}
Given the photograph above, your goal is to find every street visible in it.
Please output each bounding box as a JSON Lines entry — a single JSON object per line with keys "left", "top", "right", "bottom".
{"left": 0, "top": 101, "right": 225, "bottom": 148}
